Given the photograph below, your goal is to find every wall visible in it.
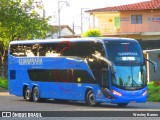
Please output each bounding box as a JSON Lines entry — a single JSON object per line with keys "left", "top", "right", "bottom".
{"left": 144, "top": 49, "right": 160, "bottom": 82}
{"left": 46, "top": 28, "right": 73, "bottom": 39}
{"left": 93, "top": 12, "right": 120, "bottom": 34}
{"left": 120, "top": 10, "right": 160, "bottom": 33}
{"left": 61, "top": 28, "right": 73, "bottom": 36}
{"left": 90, "top": 10, "right": 160, "bottom": 40}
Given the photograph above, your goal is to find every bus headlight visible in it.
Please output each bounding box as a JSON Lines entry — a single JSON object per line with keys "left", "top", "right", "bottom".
{"left": 142, "top": 90, "right": 147, "bottom": 96}
{"left": 112, "top": 90, "right": 122, "bottom": 96}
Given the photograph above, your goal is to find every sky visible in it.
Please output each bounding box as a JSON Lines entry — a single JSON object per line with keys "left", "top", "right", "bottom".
{"left": 41, "top": 0, "right": 150, "bottom": 33}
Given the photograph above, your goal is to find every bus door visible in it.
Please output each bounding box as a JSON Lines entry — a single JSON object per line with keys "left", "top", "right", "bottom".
{"left": 101, "top": 68, "right": 109, "bottom": 89}
{"left": 100, "top": 68, "right": 112, "bottom": 99}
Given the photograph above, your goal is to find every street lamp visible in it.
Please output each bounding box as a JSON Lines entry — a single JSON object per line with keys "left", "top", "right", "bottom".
{"left": 81, "top": 8, "right": 90, "bottom": 34}
{"left": 58, "top": 1, "right": 70, "bottom": 38}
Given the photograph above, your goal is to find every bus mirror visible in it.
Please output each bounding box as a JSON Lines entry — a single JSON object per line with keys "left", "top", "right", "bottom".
{"left": 145, "top": 59, "right": 157, "bottom": 72}
{"left": 154, "top": 64, "right": 157, "bottom": 73}
{"left": 153, "top": 63, "right": 157, "bottom": 73}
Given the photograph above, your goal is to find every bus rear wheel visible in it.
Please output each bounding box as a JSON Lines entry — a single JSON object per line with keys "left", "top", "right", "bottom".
{"left": 24, "top": 87, "right": 32, "bottom": 101}
{"left": 86, "top": 90, "right": 98, "bottom": 106}
{"left": 33, "top": 87, "right": 40, "bottom": 102}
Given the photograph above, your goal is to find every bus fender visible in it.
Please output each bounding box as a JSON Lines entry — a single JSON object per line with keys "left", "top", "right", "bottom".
{"left": 85, "top": 87, "right": 93, "bottom": 100}
{"left": 22, "top": 83, "right": 30, "bottom": 93}
{"left": 32, "top": 84, "right": 38, "bottom": 91}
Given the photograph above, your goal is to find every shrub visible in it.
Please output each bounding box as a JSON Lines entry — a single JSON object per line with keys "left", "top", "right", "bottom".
{"left": 82, "top": 29, "right": 102, "bottom": 37}
{"left": 0, "top": 78, "right": 8, "bottom": 90}
{"left": 148, "top": 82, "right": 160, "bottom": 102}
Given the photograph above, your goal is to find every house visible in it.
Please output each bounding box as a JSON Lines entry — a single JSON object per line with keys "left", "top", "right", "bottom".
{"left": 86, "top": 0, "right": 160, "bottom": 49}
{"left": 86, "top": 0, "right": 160, "bottom": 82}
{"left": 46, "top": 25, "right": 75, "bottom": 39}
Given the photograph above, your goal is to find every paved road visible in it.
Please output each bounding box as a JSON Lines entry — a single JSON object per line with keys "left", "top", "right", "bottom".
{"left": 0, "top": 92, "right": 160, "bottom": 111}
{"left": 0, "top": 92, "right": 160, "bottom": 119}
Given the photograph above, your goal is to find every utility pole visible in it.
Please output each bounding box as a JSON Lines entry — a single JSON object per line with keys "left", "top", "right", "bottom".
{"left": 58, "top": 1, "right": 70, "bottom": 38}
{"left": 72, "top": 22, "right": 75, "bottom": 35}
{"left": 81, "top": 8, "right": 90, "bottom": 34}
{"left": 43, "top": 9, "right": 45, "bottom": 18}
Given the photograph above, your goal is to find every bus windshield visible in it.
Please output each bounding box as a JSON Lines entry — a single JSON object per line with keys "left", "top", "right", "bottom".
{"left": 105, "top": 41, "right": 144, "bottom": 65}
{"left": 105, "top": 40, "right": 147, "bottom": 90}
{"left": 112, "top": 65, "right": 147, "bottom": 90}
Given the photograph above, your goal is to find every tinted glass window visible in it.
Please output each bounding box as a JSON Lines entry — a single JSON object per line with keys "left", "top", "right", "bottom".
{"left": 77, "top": 42, "right": 91, "bottom": 57}
{"left": 94, "top": 42, "right": 106, "bottom": 57}
{"left": 10, "top": 41, "right": 97, "bottom": 58}
{"left": 112, "top": 65, "right": 147, "bottom": 90}
{"left": 28, "top": 69, "right": 95, "bottom": 83}
{"left": 105, "top": 41, "right": 144, "bottom": 65}
{"left": 74, "top": 70, "right": 95, "bottom": 83}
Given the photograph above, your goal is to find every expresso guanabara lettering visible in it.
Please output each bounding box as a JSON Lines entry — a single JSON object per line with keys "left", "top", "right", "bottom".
{"left": 19, "top": 58, "right": 43, "bottom": 65}
{"left": 118, "top": 52, "right": 138, "bottom": 56}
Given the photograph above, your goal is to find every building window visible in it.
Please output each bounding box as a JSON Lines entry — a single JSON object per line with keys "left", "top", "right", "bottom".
{"left": 131, "top": 15, "right": 142, "bottom": 24}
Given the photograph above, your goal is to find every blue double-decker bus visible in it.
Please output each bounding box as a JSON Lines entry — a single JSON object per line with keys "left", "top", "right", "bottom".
{"left": 8, "top": 37, "right": 157, "bottom": 106}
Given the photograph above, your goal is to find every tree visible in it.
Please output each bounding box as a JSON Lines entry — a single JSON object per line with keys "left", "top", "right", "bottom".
{"left": 0, "top": 0, "right": 50, "bottom": 78}
{"left": 82, "top": 29, "right": 102, "bottom": 37}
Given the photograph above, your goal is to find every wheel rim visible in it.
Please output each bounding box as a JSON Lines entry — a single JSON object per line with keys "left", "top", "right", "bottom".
{"left": 88, "top": 93, "right": 96, "bottom": 104}
{"left": 25, "top": 89, "right": 30, "bottom": 100}
{"left": 33, "top": 90, "right": 39, "bottom": 101}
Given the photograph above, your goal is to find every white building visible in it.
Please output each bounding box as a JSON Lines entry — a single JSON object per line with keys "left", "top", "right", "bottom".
{"left": 46, "top": 25, "right": 75, "bottom": 39}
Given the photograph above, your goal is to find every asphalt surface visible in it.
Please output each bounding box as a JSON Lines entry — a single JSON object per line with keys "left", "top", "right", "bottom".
{"left": 0, "top": 92, "right": 160, "bottom": 111}
{"left": 0, "top": 92, "right": 160, "bottom": 119}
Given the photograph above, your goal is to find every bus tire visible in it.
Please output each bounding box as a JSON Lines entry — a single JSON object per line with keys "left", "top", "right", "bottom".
{"left": 117, "top": 103, "right": 128, "bottom": 107}
{"left": 86, "top": 90, "right": 97, "bottom": 106}
{"left": 24, "top": 87, "right": 32, "bottom": 101}
{"left": 33, "top": 87, "right": 40, "bottom": 102}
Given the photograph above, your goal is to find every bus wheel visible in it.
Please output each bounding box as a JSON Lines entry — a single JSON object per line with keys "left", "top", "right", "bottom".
{"left": 117, "top": 103, "right": 128, "bottom": 107}
{"left": 24, "top": 87, "right": 32, "bottom": 101}
{"left": 33, "top": 87, "right": 40, "bottom": 102}
{"left": 86, "top": 90, "right": 97, "bottom": 106}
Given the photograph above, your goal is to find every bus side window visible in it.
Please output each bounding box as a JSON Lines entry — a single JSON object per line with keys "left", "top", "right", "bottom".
{"left": 10, "top": 44, "right": 26, "bottom": 56}
{"left": 62, "top": 42, "right": 77, "bottom": 57}
{"left": 42, "top": 43, "right": 61, "bottom": 57}
{"left": 76, "top": 42, "right": 91, "bottom": 58}
{"left": 94, "top": 42, "right": 105, "bottom": 57}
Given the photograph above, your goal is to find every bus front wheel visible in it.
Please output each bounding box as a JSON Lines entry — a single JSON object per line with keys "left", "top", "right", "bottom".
{"left": 33, "top": 87, "right": 40, "bottom": 102}
{"left": 24, "top": 87, "right": 32, "bottom": 101}
{"left": 86, "top": 90, "right": 98, "bottom": 106}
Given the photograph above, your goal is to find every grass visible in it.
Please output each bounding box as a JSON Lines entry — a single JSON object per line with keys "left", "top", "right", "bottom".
{"left": 148, "top": 82, "right": 160, "bottom": 102}
{"left": 0, "top": 77, "right": 8, "bottom": 90}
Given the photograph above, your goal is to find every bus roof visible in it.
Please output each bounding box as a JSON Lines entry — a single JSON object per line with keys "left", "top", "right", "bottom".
{"left": 10, "top": 37, "right": 138, "bottom": 45}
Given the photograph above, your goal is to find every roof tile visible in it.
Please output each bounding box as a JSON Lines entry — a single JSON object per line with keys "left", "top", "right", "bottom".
{"left": 86, "top": 0, "right": 160, "bottom": 12}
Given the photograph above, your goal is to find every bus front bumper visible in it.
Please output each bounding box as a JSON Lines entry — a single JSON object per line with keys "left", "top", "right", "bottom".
{"left": 110, "top": 95, "right": 147, "bottom": 104}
